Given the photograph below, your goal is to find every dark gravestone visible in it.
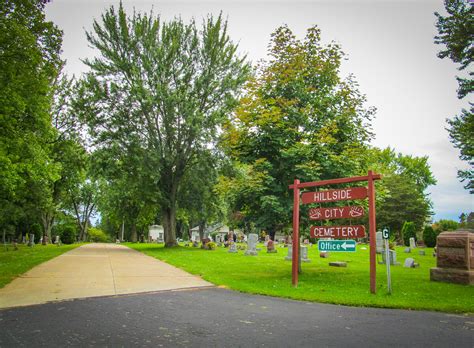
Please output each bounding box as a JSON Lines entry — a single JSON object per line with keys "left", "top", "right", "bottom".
{"left": 430, "top": 230, "right": 474, "bottom": 285}
{"left": 329, "top": 261, "right": 347, "bottom": 267}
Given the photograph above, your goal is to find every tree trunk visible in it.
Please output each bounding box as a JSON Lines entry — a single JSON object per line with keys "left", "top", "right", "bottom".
{"left": 41, "top": 212, "right": 54, "bottom": 245}
{"left": 198, "top": 221, "right": 206, "bottom": 243}
{"left": 162, "top": 206, "right": 178, "bottom": 247}
{"left": 131, "top": 222, "right": 137, "bottom": 243}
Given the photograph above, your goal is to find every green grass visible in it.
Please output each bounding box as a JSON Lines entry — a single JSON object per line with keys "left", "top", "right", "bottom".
{"left": 0, "top": 243, "right": 82, "bottom": 289}
{"left": 128, "top": 242, "right": 474, "bottom": 314}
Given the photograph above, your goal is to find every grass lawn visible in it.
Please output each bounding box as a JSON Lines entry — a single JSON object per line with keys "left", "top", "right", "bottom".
{"left": 0, "top": 243, "right": 82, "bottom": 289}
{"left": 128, "top": 242, "right": 474, "bottom": 314}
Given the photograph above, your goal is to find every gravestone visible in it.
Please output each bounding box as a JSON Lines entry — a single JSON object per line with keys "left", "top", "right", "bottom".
{"left": 320, "top": 252, "right": 330, "bottom": 258}
{"left": 329, "top": 261, "right": 347, "bottom": 267}
{"left": 381, "top": 250, "right": 398, "bottom": 265}
{"left": 22, "top": 236, "right": 26, "bottom": 244}
{"left": 28, "top": 234, "right": 35, "bottom": 247}
{"left": 404, "top": 247, "right": 411, "bottom": 253}
{"left": 430, "top": 230, "right": 474, "bottom": 285}
{"left": 303, "top": 239, "right": 310, "bottom": 245}
{"left": 55, "top": 235, "right": 61, "bottom": 246}
{"left": 301, "top": 246, "right": 311, "bottom": 262}
{"left": 409, "top": 237, "right": 416, "bottom": 249}
{"left": 266, "top": 240, "right": 277, "bottom": 253}
{"left": 192, "top": 241, "right": 199, "bottom": 247}
{"left": 418, "top": 249, "right": 425, "bottom": 256}
{"left": 285, "top": 245, "right": 292, "bottom": 260}
{"left": 245, "top": 233, "right": 258, "bottom": 256}
{"left": 404, "top": 258, "right": 415, "bottom": 268}
{"left": 228, "top": 242, "right": 238, "bottom": 253}
{"left": 39, "top": 237, "right": 43, "bottom": 244}
{"left": 376, "top": 231, "right": 383, "bottom": 254}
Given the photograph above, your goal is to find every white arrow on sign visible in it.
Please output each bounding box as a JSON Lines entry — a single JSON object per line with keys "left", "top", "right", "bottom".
{"left": 342, "top": 242, "right": 347, "bottom": 250}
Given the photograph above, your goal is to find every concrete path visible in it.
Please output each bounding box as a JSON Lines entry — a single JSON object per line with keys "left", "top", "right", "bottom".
{"left": 0, "top": 243, "right": 212, "bottom": 309}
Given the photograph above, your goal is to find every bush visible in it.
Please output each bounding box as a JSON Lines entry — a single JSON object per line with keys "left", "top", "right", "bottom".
{"left": 88, "top": 227, "right": 109, "bottom": 243}
{"left": 423, "top": 225, "right": 438, "bottom": 247}
{"left": 433, "top": 219, "right": 458, "bottom": 233}
{"left": 30, "top": 223, "right": 42, "bottom": 242}
{"left": 402, "top": 221, "right": 417, "bottom": 246}
{"left": 206, "top": 242, "right": 216, "bottom": 250}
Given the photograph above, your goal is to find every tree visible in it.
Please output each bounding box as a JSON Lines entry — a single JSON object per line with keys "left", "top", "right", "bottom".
{"left": 220, "top": 25, "right": 374, "bottom": 238}
{"left": 401, "top": 221, "right": 417, "bottom": 247}
{"left": 76, "top": 4, "right": 250, "bottom": 246}
{"left": 423, "top": 225, "right": 438, "bottom": 247}
{"left": 435, "top": 0, "right": 473, "bottom": 191}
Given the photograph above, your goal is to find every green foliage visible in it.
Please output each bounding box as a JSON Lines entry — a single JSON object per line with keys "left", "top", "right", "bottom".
{"left": 423, "top": 225, "right": 438, "bottom": 248}
{"left": 77, "top": 4, "right": 250, "bottom": 247}
{"left": 435, "top": 0, "right": 473, "bottom": 191}
{"left": 401, "top": 221, "right": 417, "bottom": 247}
{"left": 0, "top": 0, "right": 63, "bottom": 234}
{"left": 59, "top": 226, "right": 76, "bottom": 245}
{"left": 206, "top": 242, "right": 217, "bottom": 250}
{"left": 30, "top": 223, "right": 42, "bottom": 242}
{"left": 220, "top": 25, "right": 374, "bottom": 235}
{"left": 433, "top": 219, "right": 459, "bottom": 233}
{"left": 87, "top": 227, "right": 109, "bottom": 243}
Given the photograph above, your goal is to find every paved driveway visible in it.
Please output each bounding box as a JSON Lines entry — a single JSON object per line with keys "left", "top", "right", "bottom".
{"left": 0, "top": 243, "right": 212, "bottom": 309}
{"left": 0, "top": 288, "right": 472, "bottom": 347}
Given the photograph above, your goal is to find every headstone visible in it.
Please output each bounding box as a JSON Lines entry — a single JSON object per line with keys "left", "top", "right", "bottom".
{"left": 404, "top": 247, "right": 411, "bottom": 253}
{"left": 285, "top": 245, "right": 292, "bottom": 260}
{"left": 376, "top": 231, "right": 383, "bottom": 254}
{"left": 39, "top": 237, "right": 43, "bottom": 244}
{"left": 418, "top": 249, "right": 425, "bottom": 256}
{"left": 301, "top": 246, "right": 311, "bottom": 262}
{"left": 228, "top": 242, "right": 238, "bottom": 253}
{"left": 320, "top": 252, "right": 330, "bottom": 258}
{"left": 245, "top": 233, "right": 258, "bottom": 256}
{"left": 404, "top": 258, "right": 415, "bottom": 268}
{"left": 381, "top": 250, "right": 398, "bottom": 265}
{"left": 55, "top": 235, "right": 61, "bottom": 246}
{"left": 409, "top": 237, "right": 416, "bottom": 249}
{"left": 329, "top": 261, "right": 347, "bottom": 267}
{"left": 192, "top": 241, "right": 199, "bottom": 247}
{"left": 303, "top": 239, "right": 310, "bottom": 245}
{"left": 22, "top": 236, "right": 26, "bottom": 244}
{"left": 28, "top": 234, "right": 35, "bottom": 247}
{"left": 266, "top": 240, "right": 277, "bottom": 253}
{"left": 430, "top": 230, "right": 474, "bottom": 284}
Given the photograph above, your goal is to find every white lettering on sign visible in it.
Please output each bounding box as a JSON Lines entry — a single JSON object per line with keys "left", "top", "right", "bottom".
{"left": 310, "top": 225, "right": 366, "bottom": 239}
{"left": 313, "top": 189, "right": 352, "bottom": 202}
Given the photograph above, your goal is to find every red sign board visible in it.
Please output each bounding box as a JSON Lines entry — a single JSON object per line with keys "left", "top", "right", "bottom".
{"left": 309, "top": 206, "right": 365, "bottom": 220}
{"left": 302, "top": 187, "right": 367, "bottom": 204}
{"left": 310, "top": 225, "right": 366, "bottom": 239}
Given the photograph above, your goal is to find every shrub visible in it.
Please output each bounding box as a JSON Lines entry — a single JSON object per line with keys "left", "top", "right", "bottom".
{"left": 60, "top": 226, "right": 77, "bottom": 244}
{"left": 88, "top": 227, "right": 109, "bottom": 243}
{"left": 423, "top": 225, "right": 438, "bottom": 247}
{"left": 206, "top": 242, "right": 216, "bottom": 250}
{"left": 433, "top": 219, "right": 458, "bottom": 233}
{"left": 401, "top": 221, "right": 417, "bottom": 246}
{"left": 30, "top": 223, "right": 42, "bottom": 241}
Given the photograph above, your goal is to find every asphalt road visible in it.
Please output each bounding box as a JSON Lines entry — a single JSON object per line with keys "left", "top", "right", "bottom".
{"left": 0, "top": 288, "right": 472, "bottom": 347}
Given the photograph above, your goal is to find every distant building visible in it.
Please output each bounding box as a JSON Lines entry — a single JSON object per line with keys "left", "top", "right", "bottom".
{"left": 190, "top": 224, "right": 244, "bottom": 242}
{"left": 149, "top": 225, "right": 164, "bottom": 243}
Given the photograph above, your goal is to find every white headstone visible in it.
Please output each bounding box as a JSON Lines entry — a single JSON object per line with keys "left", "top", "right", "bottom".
{"left": 301, "top": 246, "right": 311, "bottom": 262}
{"left": 376, "top": 231, "right": 383, "bottom": 254}
{"left": 285, "top": 245, "right": 293, "bottom": 260}
{"left": 404, "top": 258, "right": 415, "bottom": 268}
{"left": 228, "top": 242, "right": 238, "bottom": 253}
{"left": 404, "top": 247, "right": 411, "bottom": 253}
{"left": 382, "top": 250, "right": 398, "bottom": 265}
{"left": 245, "top": 233, "right": 258, "bottom": 256}
{"left": 409, "top": 237, "right": 416, "bottom": 249}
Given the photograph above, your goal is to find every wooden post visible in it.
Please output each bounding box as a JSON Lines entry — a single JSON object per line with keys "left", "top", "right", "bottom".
{"left": 292, "top": 179, "right": 300, "bottom": 287}
{"left": 368, "top": 170, "right": 377, "bottom": 294}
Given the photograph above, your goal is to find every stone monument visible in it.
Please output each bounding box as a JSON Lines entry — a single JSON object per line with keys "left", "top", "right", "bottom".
{"left": 376, "top": 231, "right": 383, "bottom": 254}
{"left": 381, "top": 249, "right": 399, "bottom": 265}
{"left": 228, "top": 242, "right": 238, "bottom": 253}
{"left": 266, "top": 240, "right": 277, "bottom": 253}
{"left": 301, "top": 245, "right": 311, "bottom": 262}
{"left": 285, "top": 245, "right": 292, "bottom": 260}
{"left": 430, "top": 230, "right": 474, "bottom": 285}
{"left": 409, "top": 237, "right": 416, "bottom": 249}
{"left": 27, "top": 234, "right": 35, "bottom": 247}
{"left": 245, "top": 233, "right": 258, "bottom": 256}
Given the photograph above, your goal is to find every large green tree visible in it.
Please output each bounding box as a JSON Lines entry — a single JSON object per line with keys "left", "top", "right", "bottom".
{"left": 435, "top": 0, "right": 473, "bottom": 192}
{"left": 0, "top": 0, "right": 63, "bottom": 238}
{"left": 76, "top": 5, "right": 250, "bottom": 246}
{"left": 220, "top": 25, "right": 375, "bottom": 238}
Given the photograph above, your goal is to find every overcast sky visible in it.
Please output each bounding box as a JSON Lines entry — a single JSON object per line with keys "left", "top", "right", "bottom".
{"left": 45, "top": 0, "right": 473, "bottom": 221}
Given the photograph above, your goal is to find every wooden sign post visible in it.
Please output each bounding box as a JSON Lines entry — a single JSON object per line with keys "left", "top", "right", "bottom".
{"left": 289, "top": 171, "right": 381, "bottom": 293}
